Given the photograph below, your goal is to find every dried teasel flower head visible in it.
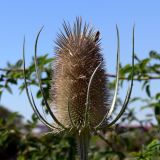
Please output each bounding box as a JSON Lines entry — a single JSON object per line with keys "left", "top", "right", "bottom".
{"left": 50, "top": 17, "right": 110, "bottom": 129}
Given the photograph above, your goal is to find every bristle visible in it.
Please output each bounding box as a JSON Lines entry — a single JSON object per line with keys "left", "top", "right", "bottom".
{"left": 50, "top": 17, "right": 110, "bottom": 128}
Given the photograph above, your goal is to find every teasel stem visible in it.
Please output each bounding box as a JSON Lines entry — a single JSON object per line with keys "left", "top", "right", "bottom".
{"left": 78, "top": 61, "right": 103, "bottom": 159}
{"left": 77, "top": 129, "right": 90, "bottom": 160}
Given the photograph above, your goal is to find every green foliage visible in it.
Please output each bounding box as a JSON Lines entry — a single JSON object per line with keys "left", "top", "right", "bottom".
{"left": 0, "top": 111, "right": 76, "bottom": 160}
{"left": 0, "top": 50, "right": 160, "bottom": 159}
{"left": 0, "top": 54, "right": 53, "bottom": 106}
{"left": 132, "top": 139, "right": 160, "bottom": 159}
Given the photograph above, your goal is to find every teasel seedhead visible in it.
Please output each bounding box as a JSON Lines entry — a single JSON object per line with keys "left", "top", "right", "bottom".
{"left": 50, "top": 17, "right": 110, "bottom": 130}
{"left": 23, "top": 17, "right": 134, "bottom": 160}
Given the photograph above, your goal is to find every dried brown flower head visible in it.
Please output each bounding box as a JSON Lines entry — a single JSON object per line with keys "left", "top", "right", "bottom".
{"left": 50, "top": 17, "right": 110, "bottom": 129}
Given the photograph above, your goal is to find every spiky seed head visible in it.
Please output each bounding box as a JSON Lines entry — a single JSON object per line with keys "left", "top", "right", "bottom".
{"left": 50, "top": 17, "right": 110, "bottom": 129}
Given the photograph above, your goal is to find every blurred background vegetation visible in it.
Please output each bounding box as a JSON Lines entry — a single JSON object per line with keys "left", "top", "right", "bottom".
{"left": 0, "top": 51, "right": 160, "bottom": 160}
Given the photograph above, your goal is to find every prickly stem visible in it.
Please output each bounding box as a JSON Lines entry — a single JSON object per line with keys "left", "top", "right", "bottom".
{"left": 76, "top": 129, "right": 90, "bottom": 160}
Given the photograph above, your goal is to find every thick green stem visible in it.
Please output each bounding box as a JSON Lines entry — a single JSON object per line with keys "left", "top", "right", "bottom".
{"left": 76, "top": 129, "right": 90, "bottom": 160}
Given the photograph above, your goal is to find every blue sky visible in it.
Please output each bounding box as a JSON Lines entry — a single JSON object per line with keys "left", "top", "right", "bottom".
{"left": 0, "top": 0, "right": 160, "bottom": 121}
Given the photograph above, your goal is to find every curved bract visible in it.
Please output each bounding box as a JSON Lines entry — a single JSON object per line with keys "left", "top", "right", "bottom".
{"left": 23, "top": 38, "right": 60, "bottom": 131}
{"left": 84, "top": 60, "right": 103, "bottom": 128}
{"left": 33, "top": 27, "right": 66, "bottom": 130}
{"left": 95, "top": 26, "right": 135, "bottom": 130}
{"left": 107, "top": 26, "right": 135, "bottom": 128}
{"left": 94, "top": 26, "right": 120, "bottom": 129}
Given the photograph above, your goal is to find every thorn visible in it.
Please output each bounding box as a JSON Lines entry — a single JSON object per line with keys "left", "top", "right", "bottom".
{"left": 94, "top": 31, "right": 100, "bottom": 42}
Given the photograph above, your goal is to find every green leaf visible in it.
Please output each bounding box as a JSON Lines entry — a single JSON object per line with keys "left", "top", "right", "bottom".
{"left": 154, "top": 102, "right": 160, "bottom": 125}
{"left": 146, "top": 84, "right": 151, "bottom": 97}
{"left": 120, "top": 64, "right": 132, "bottom": 75}
{"left": 142, "top": 80, "right": 149, "bottom": 90}
{"left": 15, "top": 59, "right": 23, "bottom": 67}
{"left": 7, "top": 78, "right": 17, "bottom": 84}
{"left": 5, "top": 85, "right": 13, "bottom": 94}
{"left": 36, "top": 90, "right": 42, "bottom": 98}
{"left": 149, "top": 50, "right": 160, "bottom": 60}
{"left": 155, "top": 93, "right": 160, "bottom": 100}
{"left": 140, "top": 58, "right": 150, "bottom": 69}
